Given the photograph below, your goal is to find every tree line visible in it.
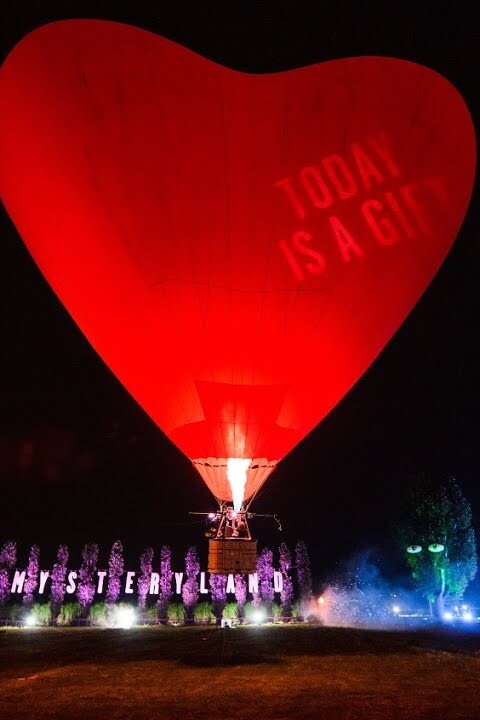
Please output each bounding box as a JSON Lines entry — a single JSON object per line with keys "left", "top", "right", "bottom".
{"left": 0, "top": 540, "right": 314, "bottom": 625}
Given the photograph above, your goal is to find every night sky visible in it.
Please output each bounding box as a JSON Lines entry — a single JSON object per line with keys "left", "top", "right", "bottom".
{"left": 0, "top": 1, "right": 478, "bottom": 587}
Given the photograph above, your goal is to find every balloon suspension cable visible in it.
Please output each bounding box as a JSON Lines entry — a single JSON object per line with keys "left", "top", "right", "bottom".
{"left": 244, "top": 462, "right": 279, "bottom": 512}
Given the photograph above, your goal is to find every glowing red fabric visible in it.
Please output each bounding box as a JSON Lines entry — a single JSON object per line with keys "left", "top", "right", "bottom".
{"left": 0, "top": 21, "right": 475, "bottom": 501}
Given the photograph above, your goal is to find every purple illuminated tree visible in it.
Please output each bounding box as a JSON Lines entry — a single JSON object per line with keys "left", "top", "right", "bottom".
{"left": 279, "top": 543, "right": 294, "bottom": 620}
{"left": 157, "top": 545, "right": 173, "bottom": 624}
{"left": 210, "top": 574, "right": 227, "bottom": 625}
{"left": 106, "top": 540, "right": 124, "bottom": 604}
{"left": 0, "top": 541, "right": 16, "bottom": 606}
{"left": 182, "top": 546, "right": 200, "bottom": 623}
{"left": 234, "top": 574, "right": 247, "bottom": 622}
{"left": 50, "top": 544, "right": 69, "bottom": 622}
{"left": 295, "top": 540, "right": 313, "bottom": 620}
{"left": 258, "top": 547, "right": 275, "bottom": 617}
{"left": 251, "top": 578, "right": 261, "bottom": 608}
{"left": 138, "top": 547, "right": 154, "bottom": 612}
{"left": 23, "top": 545, "right": 40, "bottom": 608}
{"left": 77, "top": 542, "right": 98, "bottom": 618}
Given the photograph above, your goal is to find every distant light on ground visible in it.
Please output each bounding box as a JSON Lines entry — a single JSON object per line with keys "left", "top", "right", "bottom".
{"left": 318, "top": 596, "right": 325, "bottom": 605}
{"left": 116, "top": 607, "right": 136, "bottom": 629}
{"left": 106, "top": 606, "right": 137, "bottom": 629}
{"left": 251, "top": 609, "right": 266, "bottom": 624}
{"left": 443, "top": 611, "right": 454, "bottom": 621}
{"left": 24, "top": 613, "right": 36, "bottom": 627}
{"left": 463, "top": 611, "right": 473, "bottom": 621}
{"left": 392, "top": 605, "right": 400, "bottom": 614}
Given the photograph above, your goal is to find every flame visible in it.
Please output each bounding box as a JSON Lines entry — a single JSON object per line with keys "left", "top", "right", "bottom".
{"left": 226, "top": 458, "right": 251, "bottom": 511}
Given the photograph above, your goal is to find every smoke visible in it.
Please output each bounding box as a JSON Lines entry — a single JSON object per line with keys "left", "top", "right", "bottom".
{"left": 312, "top": 549, "right": 420, "bottom": 629}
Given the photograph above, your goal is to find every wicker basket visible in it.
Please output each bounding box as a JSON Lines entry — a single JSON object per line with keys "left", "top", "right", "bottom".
{"left": 208, "top": 539, "right": 257, "bottom": 574}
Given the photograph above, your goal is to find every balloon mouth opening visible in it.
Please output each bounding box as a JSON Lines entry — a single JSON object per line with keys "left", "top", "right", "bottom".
{"left": 226, "top": 458, "right": 252, "bottom": 511}
{"left": 191, "top": 457, "right": 278, "bottom": 507}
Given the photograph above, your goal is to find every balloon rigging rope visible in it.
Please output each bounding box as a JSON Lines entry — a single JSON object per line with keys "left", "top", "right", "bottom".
{"left": 245, "top": 465, "right": 275, "bottom": 511}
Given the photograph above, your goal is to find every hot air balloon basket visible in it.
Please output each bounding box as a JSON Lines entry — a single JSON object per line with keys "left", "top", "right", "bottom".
{"left": 208, "top": 539, "right": 257, "bottom": 575}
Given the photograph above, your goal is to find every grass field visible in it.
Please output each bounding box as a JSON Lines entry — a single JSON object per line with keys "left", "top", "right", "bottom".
{"left": 1, "top": 624, "right": 480, "bottom": 719}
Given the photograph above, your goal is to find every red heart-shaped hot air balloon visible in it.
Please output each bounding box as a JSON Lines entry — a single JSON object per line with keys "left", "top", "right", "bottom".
{"left": 0, "top": 20, "right": 475, "bottom": 509}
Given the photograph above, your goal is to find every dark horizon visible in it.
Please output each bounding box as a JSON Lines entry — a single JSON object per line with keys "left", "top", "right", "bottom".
{"left": 0, "top": 2, "right": 479, "bottom": 591}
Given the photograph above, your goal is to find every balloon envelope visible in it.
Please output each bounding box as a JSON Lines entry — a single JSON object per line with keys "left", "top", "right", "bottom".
{"left": 0, "top": 21, "right": 475, "bottom": 504}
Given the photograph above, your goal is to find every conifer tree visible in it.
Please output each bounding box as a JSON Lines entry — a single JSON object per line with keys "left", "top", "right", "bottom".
{"left": 210, "top": 574, "right": 227, "bottom": 624}
{"left": 77, "top": 542, "right": 98, "bottom": 618}
{"left": 157, "top": 545, "right": 173, "bottom": 624}
{"left": 50, "top": 544, "right": 69, "bottom": 622}
{"left": 106, "top": 540, "right": 124, "bottom": 605}
{"left": 138, "top": 547, "right": 154, "bottom": 611}
{"left": 295, "top": 540, "right": 313, "bottom": 619}
{"left": 182, "top": 546, "right": 199, "bottom": 623}
{"left": 257, "top": 547, "right": 275, "bottom": 617}
{"left": 234, "top": 574, "right": 247, "bottom": 622}
{"left": 0, "top": 541, "right": 16, "bottom": 606}
{"left": 23, "top": 544, "right": 40, "bottom": 608}
{"left": 279, "top": 542, "right": 294, "bottom": 619}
